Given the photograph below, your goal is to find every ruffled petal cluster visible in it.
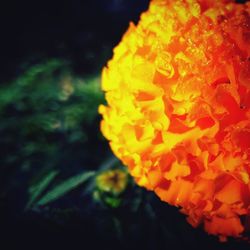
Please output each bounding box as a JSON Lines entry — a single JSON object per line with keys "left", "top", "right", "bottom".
{"left": 99, "top": 0, "right": 250, "bottom": 241}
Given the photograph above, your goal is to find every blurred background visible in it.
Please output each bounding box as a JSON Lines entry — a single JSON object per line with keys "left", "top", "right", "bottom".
{"left": 0, "top": 0, "right": 249, "bottom": 249}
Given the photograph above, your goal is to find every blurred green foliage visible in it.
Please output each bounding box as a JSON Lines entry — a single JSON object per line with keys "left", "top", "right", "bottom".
{"left": 0, "top": 59, "right": 106, "bottom": 200}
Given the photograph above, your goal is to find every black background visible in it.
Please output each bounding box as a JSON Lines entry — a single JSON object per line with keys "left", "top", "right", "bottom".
{"left": 0, "top": 0, "right": 149, "bottom": 82}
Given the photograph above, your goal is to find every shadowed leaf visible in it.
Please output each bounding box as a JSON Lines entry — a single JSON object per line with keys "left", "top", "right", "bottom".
{"left": 37, "top": 171, "right": 95, "bottom": 206}
{"left": 26, "top": 170, "right": 59, "bottom": 209}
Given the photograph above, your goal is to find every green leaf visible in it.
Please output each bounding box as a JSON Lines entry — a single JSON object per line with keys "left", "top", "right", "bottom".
{"left": 37, "top": 171, "right": 95, "bottom": 206}
{"left": 104, "top": 196, "right": 122, "bottom": 208}
{"left": 26, "top": 170, "right": 59, "bottom": 209}
{"left": 113, "top": 217, "right": 122, "bottom": 240}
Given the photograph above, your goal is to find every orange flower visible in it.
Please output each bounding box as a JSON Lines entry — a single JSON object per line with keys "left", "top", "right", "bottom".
{"left": 99, "top": 0, "right": 250, "bottom": 241}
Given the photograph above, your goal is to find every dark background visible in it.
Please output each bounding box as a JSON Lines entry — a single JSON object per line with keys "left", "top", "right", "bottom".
{"left": 0, "top": 1, "right": 250, "bottom": 250}
{"left": 0, "top": 0, "right": 149, "bottom": 82}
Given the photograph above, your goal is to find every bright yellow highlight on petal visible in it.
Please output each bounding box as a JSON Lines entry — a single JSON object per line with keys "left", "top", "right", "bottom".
{"left": 99, "top": 0, "right": 250, "bottom": 241}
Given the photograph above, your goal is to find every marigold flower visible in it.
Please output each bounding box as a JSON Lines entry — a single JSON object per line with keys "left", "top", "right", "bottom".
{"left": 99, "top": 0, "right": 250, "bottom": 241}
{"left": 94, "top": 169, "right": 129, "bottom": 208}
{"left": 96, "top": 169, "right": 128, "bottom": 195}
